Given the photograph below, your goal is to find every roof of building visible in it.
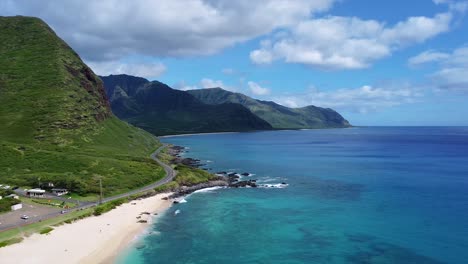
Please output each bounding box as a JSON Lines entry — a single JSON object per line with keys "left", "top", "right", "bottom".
{"left": 27, "top": 188, "right": 46, "bottom": 193}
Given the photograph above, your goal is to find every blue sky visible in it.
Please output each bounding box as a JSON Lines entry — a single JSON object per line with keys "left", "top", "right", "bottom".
{"left": 2, "top": 0, "right": 468, "bottom": 125}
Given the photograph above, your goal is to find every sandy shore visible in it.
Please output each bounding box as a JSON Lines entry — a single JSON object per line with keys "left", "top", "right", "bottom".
{"left": 0, "top": 193, "right": 173, "bottom": 264}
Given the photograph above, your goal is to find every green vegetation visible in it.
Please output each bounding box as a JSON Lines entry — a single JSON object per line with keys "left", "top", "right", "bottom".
{"left": 154, "top": 181, "right": 180, "bottom": 193}
{"left": 173, "top": 165, "right": 216, "bottom": 186}
{"left": 28, "top": 199, "right": 76, "bottom": 209}
{"left": 0, "top": 197, "right": 21, "bottom": 213}
{"left": 101, "top": 75, "right": 273, "bottom": 136}
{"left": 0, "top": 237, "right": 23, "bottom": 248}
{"left": 0, "top": 17, "right": 164, "bottom": 196}
{"left": 39, "top": 227, "right": 54, "bottom": 235}
{"left": 93, "top": 198, "right": 127, "bottom": 216}
{"left": 69, "top": 193, "right": 99, "bottom": 202}
{"left": 157, "top": 146, "right": 176, "bottom": 167}
{"left": 188, "top": 88, "right": 351, "bottom": 129}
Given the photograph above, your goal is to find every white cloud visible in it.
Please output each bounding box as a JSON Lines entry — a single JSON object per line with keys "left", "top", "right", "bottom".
{"left": 89, "top": 60, "right": 166, "bottom": 79}
{"left": 247, "top": 81, "right": 270, "bottom": 95}
{"left": 173, "top": 81, "right": 198, "bottom": 91}
{"left": 176, "top": 78, "right": 236, "bottom": 91}
{"left": 408, "top": 50, "right": 450, "bottom": 66}
{"left": 200, "top": 78, "right": 226, "bottom": 89}
{"left": 273, "top": 84, "right": 422, "bottom": 113}
{"left": 250, "top": 49, "right": 274, "bottom": 65}
{"left": 434, "top": 0, "right": 468, "bottom": 13}
{"left": 250, "top": 12, "right": 453, "bottom": 69}
{"left": 0, "top": 0, "right": 336, "bottom": 62}
{"left": 409, "top": 46, "right": 468, "bottom": 91}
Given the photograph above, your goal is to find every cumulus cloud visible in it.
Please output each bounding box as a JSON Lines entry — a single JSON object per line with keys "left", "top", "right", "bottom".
{"left": 175, "top": 78, "right": 236, "bottom": 91}
{"left": 247, "top": 81, "right": 270, "bottom": 95}
{"left": 409, "top": 46, "right": 468, "bottom": 91}
{"left": 273, "top": 84, "right": 422, "bottom": 113}
{"left": 433, "top": 0, "right": 468, "bottom": 13}
{"left": 0, "top": 0, "right": 336, "bottom": 62}
{"left": 250, "top": 12, "right": 453, "bottom": 69}
{"left": 89, "top": 61, "right": 166, "bottom": 79}
{"left": 200, "top": 78, "right": 226, "bottom": 89}
{"left": 408, "top": 50, "right": 450, "bottom": 66}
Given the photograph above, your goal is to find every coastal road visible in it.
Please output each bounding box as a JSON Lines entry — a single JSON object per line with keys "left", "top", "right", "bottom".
{"left": 101, "top": 143, "right": 176, "bottom": 203}
{"left": 0, "top": 143, "right": 176, "bottom": 232}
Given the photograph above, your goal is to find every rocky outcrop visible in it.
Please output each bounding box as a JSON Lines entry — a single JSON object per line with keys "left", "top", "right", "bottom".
{"left": 230, "top": 180, "right": 258, "bottom": 188}
{"left": 170, "top": 180, "right": 229, "bottom": 198}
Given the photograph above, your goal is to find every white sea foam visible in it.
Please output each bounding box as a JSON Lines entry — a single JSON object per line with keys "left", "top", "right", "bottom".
{"left": 257, "top": 177, "right": 284, "bottom": 183}
{"left": 193, "top": 186, "right": 225, "bottom": 194}
{"left": 259, "top": 183, "right": 289, "bottom": 189}
{"left": 179, "top": 199, "right": 187, "bottom": 203}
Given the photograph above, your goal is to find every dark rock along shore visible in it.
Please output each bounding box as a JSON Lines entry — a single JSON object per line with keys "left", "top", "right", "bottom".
{"left": 165, "top": 145, "right": 260, "bottom": 198}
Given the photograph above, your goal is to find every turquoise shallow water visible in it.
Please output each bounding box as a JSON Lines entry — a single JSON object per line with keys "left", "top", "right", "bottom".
{"left": 118, "top": 127, "right": 468, "bottom": 264}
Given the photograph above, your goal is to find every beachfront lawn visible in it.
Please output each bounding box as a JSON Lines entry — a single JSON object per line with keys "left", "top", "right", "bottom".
{"left": 23, "top": 198, "right": 77, "bottom": 209}
{"left": 68, "top": 193, "right": 100, "bottom": 202}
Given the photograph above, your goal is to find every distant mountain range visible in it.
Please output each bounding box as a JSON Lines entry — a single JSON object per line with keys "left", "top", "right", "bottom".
{"left": 188, "top": 88, "right": 350, "bottom": 129}
{"left": 101, "top": 75, "right": 272, "bottom": 135}
{"left": 101, "top": 75, "right": 350, "bottom": 135}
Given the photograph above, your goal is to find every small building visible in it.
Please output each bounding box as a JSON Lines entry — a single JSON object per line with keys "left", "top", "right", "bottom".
{"left": 11, "top": 203, "right": 22, "bottom": 211}
{"left": 6, "top": 194, "right": 19, "bottom": 199}
{"left": 26, "top": 188, "right": 45, "bottom": 198}
{"left": 51, "top": 188, "right": 68, "bottom": 196}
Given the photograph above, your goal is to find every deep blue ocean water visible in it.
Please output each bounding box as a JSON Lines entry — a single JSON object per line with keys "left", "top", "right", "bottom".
{"left": 118, "top": 127, "right": 468, "bottom": 264}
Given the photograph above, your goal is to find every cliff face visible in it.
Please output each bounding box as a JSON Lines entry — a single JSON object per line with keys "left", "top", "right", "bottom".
{"left": 0, "top": 16, "right": 112, "bottom": 144}
{"left": 101, "top": 74, "right": 273, "bottom": 135}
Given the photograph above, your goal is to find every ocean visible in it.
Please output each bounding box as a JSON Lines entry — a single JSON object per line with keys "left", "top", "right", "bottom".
{"left": 117, "top": 127, "right": 468, "bottom": 264}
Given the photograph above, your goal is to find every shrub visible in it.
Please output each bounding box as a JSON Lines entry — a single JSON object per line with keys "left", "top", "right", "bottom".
{"left": 0, "top": 237, "right": 23, "bottom": 248}
{"left": 39, "top": 227, "right": 54, "bottom": 234}
{"left": 93, "top": 198, "right": 128, "bottom": 216}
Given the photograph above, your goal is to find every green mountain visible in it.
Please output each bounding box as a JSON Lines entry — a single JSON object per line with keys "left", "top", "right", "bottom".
{"left": 101, "top": 74, "right": 273, "bottom": 136}
{"left": 0, "top": 16, "right": 165, "bottom": 196}
{"left": 187, "top": 88, "right": 351, "bottom": 129}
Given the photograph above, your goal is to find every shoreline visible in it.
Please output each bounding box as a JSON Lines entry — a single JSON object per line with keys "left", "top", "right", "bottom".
{"left": 159, "top": 131, "right": 239, "bottom": 138}
{"left": 159, "top": 127, "right": 354, "bottom": 139}
{"left": 0, "top": 193, "right": 174, "bottom": 264}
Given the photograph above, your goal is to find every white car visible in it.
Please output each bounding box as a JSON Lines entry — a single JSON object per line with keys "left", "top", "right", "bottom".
{"left": 20, "top": 215, "right": 29, "bottom": 220}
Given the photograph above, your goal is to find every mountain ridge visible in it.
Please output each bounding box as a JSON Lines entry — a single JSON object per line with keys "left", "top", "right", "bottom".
{"left": 187, "top": 87, "right": 351, "bottom": 129}
{"left": 101, "top": 74, "right": 273, "bottom": 136}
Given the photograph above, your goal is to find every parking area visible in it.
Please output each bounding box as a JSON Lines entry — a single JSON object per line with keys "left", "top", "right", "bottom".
{"left": 0, "top": 201, "right": 61, "bottom": 231}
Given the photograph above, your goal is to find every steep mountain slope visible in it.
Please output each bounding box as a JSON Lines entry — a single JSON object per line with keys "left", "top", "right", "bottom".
{"left": 187, "top": 88, "right": 351, "bottom": 129}
{"left": 101, "top": 75, "right": 272, "bottom": 135}
{"left": 0, "top": 16, "right": 164, "bottom": 196}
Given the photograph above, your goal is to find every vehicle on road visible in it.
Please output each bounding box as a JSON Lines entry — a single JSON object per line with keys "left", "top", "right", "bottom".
{"left": 20, "top": 215, "right": 29, "bottom": 220}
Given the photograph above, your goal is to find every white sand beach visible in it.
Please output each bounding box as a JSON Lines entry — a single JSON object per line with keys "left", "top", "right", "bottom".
{"left": 0, "top": 193, "right": 173, "bottom": 264}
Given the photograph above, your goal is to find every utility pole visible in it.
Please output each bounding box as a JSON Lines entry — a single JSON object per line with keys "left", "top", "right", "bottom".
{"left": 99, "top": 178, "right": 103, "bottom": 205}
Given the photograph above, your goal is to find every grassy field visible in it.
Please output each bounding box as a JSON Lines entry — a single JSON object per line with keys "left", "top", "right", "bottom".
{"left": 0, "top": 17, "right": 165, "bottom": 196}
{"left": 157, "top": 146, "right": 177, "bottom": 167}
{"left": 173, "top": 165, "right": 216, "bottom": 186}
